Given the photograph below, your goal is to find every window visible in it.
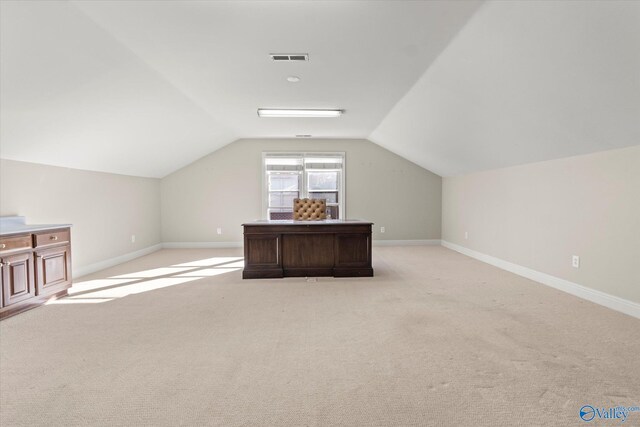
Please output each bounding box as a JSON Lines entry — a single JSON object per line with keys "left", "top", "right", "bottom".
{"left": 263, "top": 152, "right": 345, "bottom": 220}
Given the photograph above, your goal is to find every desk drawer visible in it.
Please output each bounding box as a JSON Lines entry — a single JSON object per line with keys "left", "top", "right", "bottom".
{"left": 0, "top": 235, "right": 32, "bottom": 254}
{"left": 34, "top": 229, "right": 70, "bottom": 248}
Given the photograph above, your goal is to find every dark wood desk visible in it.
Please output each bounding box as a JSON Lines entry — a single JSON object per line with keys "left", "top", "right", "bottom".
{"left": 242, "top": 220, "right": 373, "bottom": 279}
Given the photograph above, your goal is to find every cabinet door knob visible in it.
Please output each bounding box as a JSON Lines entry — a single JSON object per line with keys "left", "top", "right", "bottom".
{"left": 50, "top": 236, "right": 58, "bottom": 241}
{"left": 5, "top": 261, "right": 10, "bottom": 266}
{"left": 0, "top": 244, "right": 5, "bottom": 249}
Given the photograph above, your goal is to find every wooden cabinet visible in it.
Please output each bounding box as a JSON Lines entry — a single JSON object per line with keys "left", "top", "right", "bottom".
{"left": 0, "top": 227, "right": 72, "bottom": 319}
{"left": 1, "top": 252, "right": 36, "bottom": 306}
{"left": 334, "top": 233, "right": 372, "bottom": 277}
{"left": 35, "top": 245, "right": 72, "bottom": 296}
{"left": 244, "top": 234, "right": 282, "bottom": 278}
{"left": 242, "top": 220, "right": 373, "bottom": 279}
{"left": 0, "top": 234, "right": 36, "bottom": 308}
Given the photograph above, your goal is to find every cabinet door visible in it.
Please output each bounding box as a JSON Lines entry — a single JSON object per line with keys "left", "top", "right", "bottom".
{"left": 243, "top": 233, "right": 284, "bottom": 278}
{"left": 1, "top": 252, "right": 36, "bottom": 306}
{"left": 335, "top": 233, "right": 371, "bottom": 267}
{"left": 35, "top": 245, "right": 72, "bottom": 296}
{"left": 245, "top": 234, "right": 281, "bottom": 268}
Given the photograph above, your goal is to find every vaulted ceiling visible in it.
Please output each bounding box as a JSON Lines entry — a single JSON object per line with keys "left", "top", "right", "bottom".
{"left": 370, "top": 1, "right": 640, "bottom": 176}
{"left": 1, "top": 1, "right": 638, "bottom": 178}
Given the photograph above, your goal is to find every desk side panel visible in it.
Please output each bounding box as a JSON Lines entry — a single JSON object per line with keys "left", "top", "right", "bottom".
{"left": 243, "top": 232, "right": 283, "bottom": 279}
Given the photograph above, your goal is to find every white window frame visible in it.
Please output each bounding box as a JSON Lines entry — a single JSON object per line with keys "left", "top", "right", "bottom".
{"left": 262, "top": 152, "right": 346, "bottom": 220}
{"left": 266, "top": 170, "right": 302, "bottom": 211}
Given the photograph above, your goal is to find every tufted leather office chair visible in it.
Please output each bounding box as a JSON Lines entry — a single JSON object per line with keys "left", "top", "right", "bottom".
{"left": 293, "top": 198, "right": 327, "bottom": 220}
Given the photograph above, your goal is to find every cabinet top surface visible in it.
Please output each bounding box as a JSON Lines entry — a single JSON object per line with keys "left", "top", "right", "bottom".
{"left": 0, "top": 216, "right": 71, "bottom": 237}
{"left": 242, "top": 219, "right": 372, "bottom": 226}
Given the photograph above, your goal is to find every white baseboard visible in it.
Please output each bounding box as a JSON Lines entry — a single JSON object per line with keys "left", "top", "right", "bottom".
{"left": 373, "top": 239, "right": 441, "bottom": 246}
{"left": 441, "top": 241, "right": 640, "bottom": 319}
{"left": 73, "top": 243, "right": 163, "bottom": 278}
{"left": 163, "top": 240, "right": 441, "bottom": 248}
{"left": 73, "top": 239, "right": 440, "bottom": 278}
{"left": 72, "top": 242, "right": 240, "bottom": 278}
{"left": 162, "top": 241, "right": 243, "bottom": 249}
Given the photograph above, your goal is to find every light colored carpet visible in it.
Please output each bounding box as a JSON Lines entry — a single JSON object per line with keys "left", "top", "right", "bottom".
{"left": 1, "top": 246, "right": 638, "bottom": 426}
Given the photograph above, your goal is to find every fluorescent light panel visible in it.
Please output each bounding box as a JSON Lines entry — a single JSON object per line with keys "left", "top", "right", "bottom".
{"left": 257, "top": 109, "right": 343, "bottom": 118}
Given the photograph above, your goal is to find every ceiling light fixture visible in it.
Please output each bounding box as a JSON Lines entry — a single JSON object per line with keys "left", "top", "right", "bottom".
{"left": 257, "top": 109, "right": 343, "bottom": 118}
{"left": 287, "top": 76, "right": 301, "bottom": 83}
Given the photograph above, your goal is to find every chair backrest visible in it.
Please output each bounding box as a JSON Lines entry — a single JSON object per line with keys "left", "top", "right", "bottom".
{"left": 293, "top": 198, "right": 327, "bottom": 220}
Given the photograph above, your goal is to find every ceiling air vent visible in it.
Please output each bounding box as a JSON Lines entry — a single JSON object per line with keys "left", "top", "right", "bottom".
{"left": 270, "top": 53, "right": 309, "bottom": 62}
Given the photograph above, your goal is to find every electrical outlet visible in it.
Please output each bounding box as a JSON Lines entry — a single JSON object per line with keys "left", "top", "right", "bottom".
{"left": 572, "top": 255, "right": 580, "bottom": 268}
{"left": 131, "top": 234, "right": 136, "bottom": 243}
{"left": 464, "top": 231, "right": 468, "bottom": 240}
{"left": 380, "top": 226, "right": 385, "bottom": 233}
{"left": 217, "top": 227, "right": 222, "bottom": 235}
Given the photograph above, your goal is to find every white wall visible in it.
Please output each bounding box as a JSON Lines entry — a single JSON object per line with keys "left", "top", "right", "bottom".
{"left": 442, "top": 146, "right": 640, "bottom": 304}
{"left": 0, "top": 159, "right": 161, "bottom": 276}
{"left": 161, "top": 139, "right": 442, "bottom": 243}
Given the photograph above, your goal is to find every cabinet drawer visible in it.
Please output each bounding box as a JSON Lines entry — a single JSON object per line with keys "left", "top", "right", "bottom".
{"left": 34, "top": 229, "right": 70, "bottom": 248}
{"left": 0, "top": 235, "right": 32, "bottom": 254}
